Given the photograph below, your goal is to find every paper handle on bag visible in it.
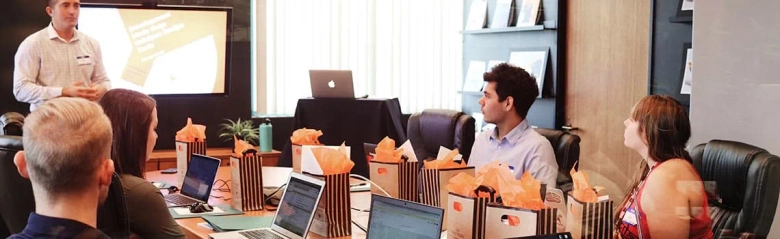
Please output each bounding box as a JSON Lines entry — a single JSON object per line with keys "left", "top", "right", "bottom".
{"left": 242, "top": 148, "right": 258, "bottom": 157}
{"left": 474, "top": 185, "right": 497, "bottom": 200}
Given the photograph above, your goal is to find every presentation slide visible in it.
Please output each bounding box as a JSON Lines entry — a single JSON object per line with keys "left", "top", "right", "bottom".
{"left": 79, "top": 7, "right": 228, "bottom": 95}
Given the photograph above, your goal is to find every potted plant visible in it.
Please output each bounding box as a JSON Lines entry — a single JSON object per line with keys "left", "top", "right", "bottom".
{"left": 219, "top": 118, "right": 259, "bottom": 146}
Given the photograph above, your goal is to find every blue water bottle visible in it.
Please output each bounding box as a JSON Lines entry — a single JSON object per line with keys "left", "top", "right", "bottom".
{"left": 259, "top": 118, "right": 273, "bottom": 152}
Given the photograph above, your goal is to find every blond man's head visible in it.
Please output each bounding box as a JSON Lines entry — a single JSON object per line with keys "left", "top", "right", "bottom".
{"left": 16, "top": 97, "right": 113, "bottom": 199}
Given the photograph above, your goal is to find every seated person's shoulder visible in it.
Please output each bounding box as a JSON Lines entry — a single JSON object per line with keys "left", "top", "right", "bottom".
{"left": 475, "top": 130, "right": 491, "bottom": 140}
{"left": 526, "top": 130, "right": 555, "bottom": 150}
{"left": 119, "top": 174, "right": 163, "bottom": 197}
{"left": 649, "top": 159, "right": 701, "bottom": 187}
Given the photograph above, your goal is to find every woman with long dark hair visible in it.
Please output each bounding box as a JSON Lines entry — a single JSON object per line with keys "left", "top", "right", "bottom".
{"left": 99, "top": 89, "right": 185, "bottom": 238}
{"left": 614, "top": 95, "right": 713, "bottom": 239}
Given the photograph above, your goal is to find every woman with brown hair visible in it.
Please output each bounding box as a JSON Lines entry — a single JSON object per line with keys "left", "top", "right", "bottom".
{"left": 615, "top": 95, "right": 713, "bottom": 239}
{"left": 99, "top": 89, "right": 185, "bottom": 239}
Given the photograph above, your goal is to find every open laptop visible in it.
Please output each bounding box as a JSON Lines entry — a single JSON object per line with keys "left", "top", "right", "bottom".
{"left": 210, "top": 172, "right": 326, "bottom": 239}
{"left": 164, "top": 154, "right": 221, "bottom": 207}
{"left": 309, "top": 70, "right": 355, "bottom": 98}
{"left": 366, "top": 194, "right": 444, "bottom": 239}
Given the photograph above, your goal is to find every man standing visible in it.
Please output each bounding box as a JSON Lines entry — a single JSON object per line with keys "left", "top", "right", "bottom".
{"left": 9, "top": 97, "right": 115, "bottom": 238}
{"left": 13, "top": 0, "right": 110, "bottom": 111}
{"left": 468, "top": 63, "right": 558, "bottom": 188}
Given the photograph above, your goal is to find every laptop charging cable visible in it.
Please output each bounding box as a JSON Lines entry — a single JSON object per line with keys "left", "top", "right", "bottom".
{"left": 263, "top": 183, "right": 288, "bottom": 211}
{"left": 347, "top": 174, "right": 391, "bottom": 233}
{"left": 210, "top": 179, "right": 232, "bottom": 201}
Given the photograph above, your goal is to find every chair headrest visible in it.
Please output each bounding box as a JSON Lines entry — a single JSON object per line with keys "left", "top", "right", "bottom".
{"left": 692, "top": 140, "right": 769, "bottom": 208}
{"left": 418, "top": 109, "right": 464, "bottom": 150}
{"left": 0, "top": 112, "right": 24, "bottom": 136}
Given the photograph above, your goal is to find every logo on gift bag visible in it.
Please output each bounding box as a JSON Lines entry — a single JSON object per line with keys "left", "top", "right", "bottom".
{"left": 377, "top": 167, "right": 388, "bottom": 175}
{"left": 295, "top": 148, "right": 302, "bottom": 155}
{"left": 546, "top": 192, "right": 562, "bottom": 203}
{"left": 453, "top": 201, "right": 463, "bottom": 212}
{"left": 177, "top": 145, "right": 183, "bottom": 151}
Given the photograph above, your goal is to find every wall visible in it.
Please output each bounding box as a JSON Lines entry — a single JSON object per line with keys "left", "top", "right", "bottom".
{"left": 0, "top": 1, "right": 49, "bottom": 116}
{"left": 461, "top": 0, "right": 565, "bottom": 129}
{"left": 692, "top": 0, "right": 780, "bottom": 236}
{"left": 565, "top": 0, "right": 650, "bottom": 205}
{"left": 649, "top": 0, "right": 692, "bottom": 108}
{"left": 0, "top": 0, "right": 253, "bottom": 150}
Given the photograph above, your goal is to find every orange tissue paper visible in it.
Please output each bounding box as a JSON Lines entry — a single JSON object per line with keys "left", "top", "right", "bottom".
{"left": 446, "top": 172, "right": 480, "bottom": 198}
{"left": 310, "top": 144, "right": 354, "bottom": 175}
{"left": 373, "top": 137, "right": 404, "bottom": 163}
{"left": 498, "top": 171, "right": 547, "bottom": 210}
{"left": 233, "top": 135, "right": 256, "bottom": 158}
{"left": 290, "top": 128, "right": 323, "bottom": 145}
{"left": 175, "top": 118, "right": 206, "bottom": 142}
{"left": 474, "top": 161, "right": 514, "bottom": 196}
{"left": 571, "top": 166, "right": 599, "bottom": 203}
{"left": 424, "top": 148, "right": 467, "bottom": 169}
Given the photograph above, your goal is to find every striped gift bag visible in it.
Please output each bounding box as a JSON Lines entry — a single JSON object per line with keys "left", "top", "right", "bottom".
{"left": 368, "top": 161, "right": 419, "bottom": 202}
{"left": 230, "top": 149, "right": 265, "bottom": 211}
{"left": 175, "top": 139, "right": 206, "bottom": 185}
{"left": 447, "top": 186, "right": 497, "bottom": 239}
{"left": 306, "top": 172, "right": 352, "bottom": 238}
{"left": 484, "top": 204, "right": 558, "bottom": 238}
{"left": 419, "top": 167, "right": 475, "bottom": 230}
{"left": 566, "top": 194, "right": 614, "bottom": 239}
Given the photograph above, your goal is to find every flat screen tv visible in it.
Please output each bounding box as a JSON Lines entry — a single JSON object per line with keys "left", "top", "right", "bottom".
{"left": 78, "top": 4, "right": 232, "bottom": 95}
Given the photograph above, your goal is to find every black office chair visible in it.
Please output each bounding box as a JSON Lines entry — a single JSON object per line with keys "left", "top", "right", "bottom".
{"left": 97, "top": 173, "right": 130, "bottom": 238}
{"left": 407, "top": 109, "right": 475, "bottom": 164}
{"left": 0, "top": 112, "right": 24, "bottom": 136}
{"left": 534, "top": 128, "right": 580, "bottom": 194}
{"left": 691, "top": 140, "right": 780, "bottom": 238}
{"left": 0, "top": 135, "right": 31, "bottom": 237}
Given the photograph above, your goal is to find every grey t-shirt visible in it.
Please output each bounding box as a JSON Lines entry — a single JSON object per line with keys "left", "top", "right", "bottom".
{"left": 120, "top": 174, "right": 186, "bottom": 239}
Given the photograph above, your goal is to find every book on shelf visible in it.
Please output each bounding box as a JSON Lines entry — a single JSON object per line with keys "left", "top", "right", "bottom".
{"left": 465, "top": 0, "right": 488, "bottom": 30}
{"left": 490, "top": 0, "right": 515, "bottom": 28}
{"left": 516, "top": 0, "right": 542, "bottom": 27}
{"left": 462, "top": 60, "right": 487, "bottom": 92}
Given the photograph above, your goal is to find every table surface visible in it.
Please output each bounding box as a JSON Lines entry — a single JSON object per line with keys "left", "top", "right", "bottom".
{"left": 146, "top": 167, "right": 373, "bottom": 239}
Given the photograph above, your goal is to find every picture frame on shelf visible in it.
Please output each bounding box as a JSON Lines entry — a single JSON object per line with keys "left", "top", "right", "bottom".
{"left": 508, "top": 47, "right": 549, "bottom": 98}
{"left": 680, "top": 43, "right": 693, "bottom": 94}
{"left": 676, "top": 0, "right": 693, "bottom": 18}
{"left": 516, "top": 0, "right": 542, "bottom": 27}
{"left": 465, "top": 0, "right": 488, "bottom": 30}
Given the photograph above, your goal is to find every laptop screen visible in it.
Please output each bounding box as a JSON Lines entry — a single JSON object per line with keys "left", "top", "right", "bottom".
{"left": 367, "top": 194, "right": 444, "bottom": 239}
{"left": 273, "top": 176, "right": 323, "bottom": 236}
{"left": 180, "top": 154, "right": 221, "bottom": 202}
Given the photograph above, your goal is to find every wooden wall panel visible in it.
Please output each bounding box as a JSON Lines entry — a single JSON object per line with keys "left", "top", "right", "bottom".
{"left": 565, "top": 0, "right": 650, "bottom": 203}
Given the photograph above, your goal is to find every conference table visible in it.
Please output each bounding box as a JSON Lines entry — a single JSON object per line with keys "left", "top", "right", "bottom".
{"left": 147, "top": 167, "right": 373, "bottom": 239}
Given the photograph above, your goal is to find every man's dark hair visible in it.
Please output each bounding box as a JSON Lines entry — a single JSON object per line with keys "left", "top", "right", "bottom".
{"left": 483, "top": 63, "right": 539, "bottom": 118}
{"left": 47, "top": 0, "right": 56, "bottom": 7}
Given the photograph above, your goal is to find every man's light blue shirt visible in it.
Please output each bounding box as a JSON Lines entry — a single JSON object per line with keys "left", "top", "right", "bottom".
{"left": 468, "top": 120, "right": 558, "bottom": 188}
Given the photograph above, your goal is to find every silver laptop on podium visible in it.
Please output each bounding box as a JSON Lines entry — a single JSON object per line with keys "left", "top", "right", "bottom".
{"left": 309, "top": 70, "right": 355, "bottom": 98}
{"left": 209, "top": 172, "right": 326, "bottom": 239}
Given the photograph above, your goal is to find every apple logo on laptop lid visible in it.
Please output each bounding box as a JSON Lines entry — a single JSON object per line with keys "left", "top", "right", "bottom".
{"left": 328, "top": 80, "right": 335, "bottom": 88}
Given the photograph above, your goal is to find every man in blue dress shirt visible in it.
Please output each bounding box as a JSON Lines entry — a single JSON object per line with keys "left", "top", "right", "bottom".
{"left": 8, "top": 97, "right": 115, "bottom": 239}
{"left": 468, "top": 63, "right": 558, "bottom": 188}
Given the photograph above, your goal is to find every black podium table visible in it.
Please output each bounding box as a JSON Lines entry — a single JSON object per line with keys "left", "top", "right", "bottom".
{"left": 279, "top": 97, "right": 407, "bottom": 177}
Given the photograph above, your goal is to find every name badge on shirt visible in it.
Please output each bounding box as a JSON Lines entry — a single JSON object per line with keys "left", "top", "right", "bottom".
{"left": 622, "top": 208, "right": 638, "bottom": 226}
{"left": 76, "top": 55, "right": 93, "bottom": 65}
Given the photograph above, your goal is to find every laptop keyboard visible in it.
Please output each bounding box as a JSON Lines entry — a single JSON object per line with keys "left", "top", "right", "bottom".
{"left": 239, "top": 230, "right": 285, "bottom": 239}
{"left": 164, "top": 194, "right": 199, "bottom": 205}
